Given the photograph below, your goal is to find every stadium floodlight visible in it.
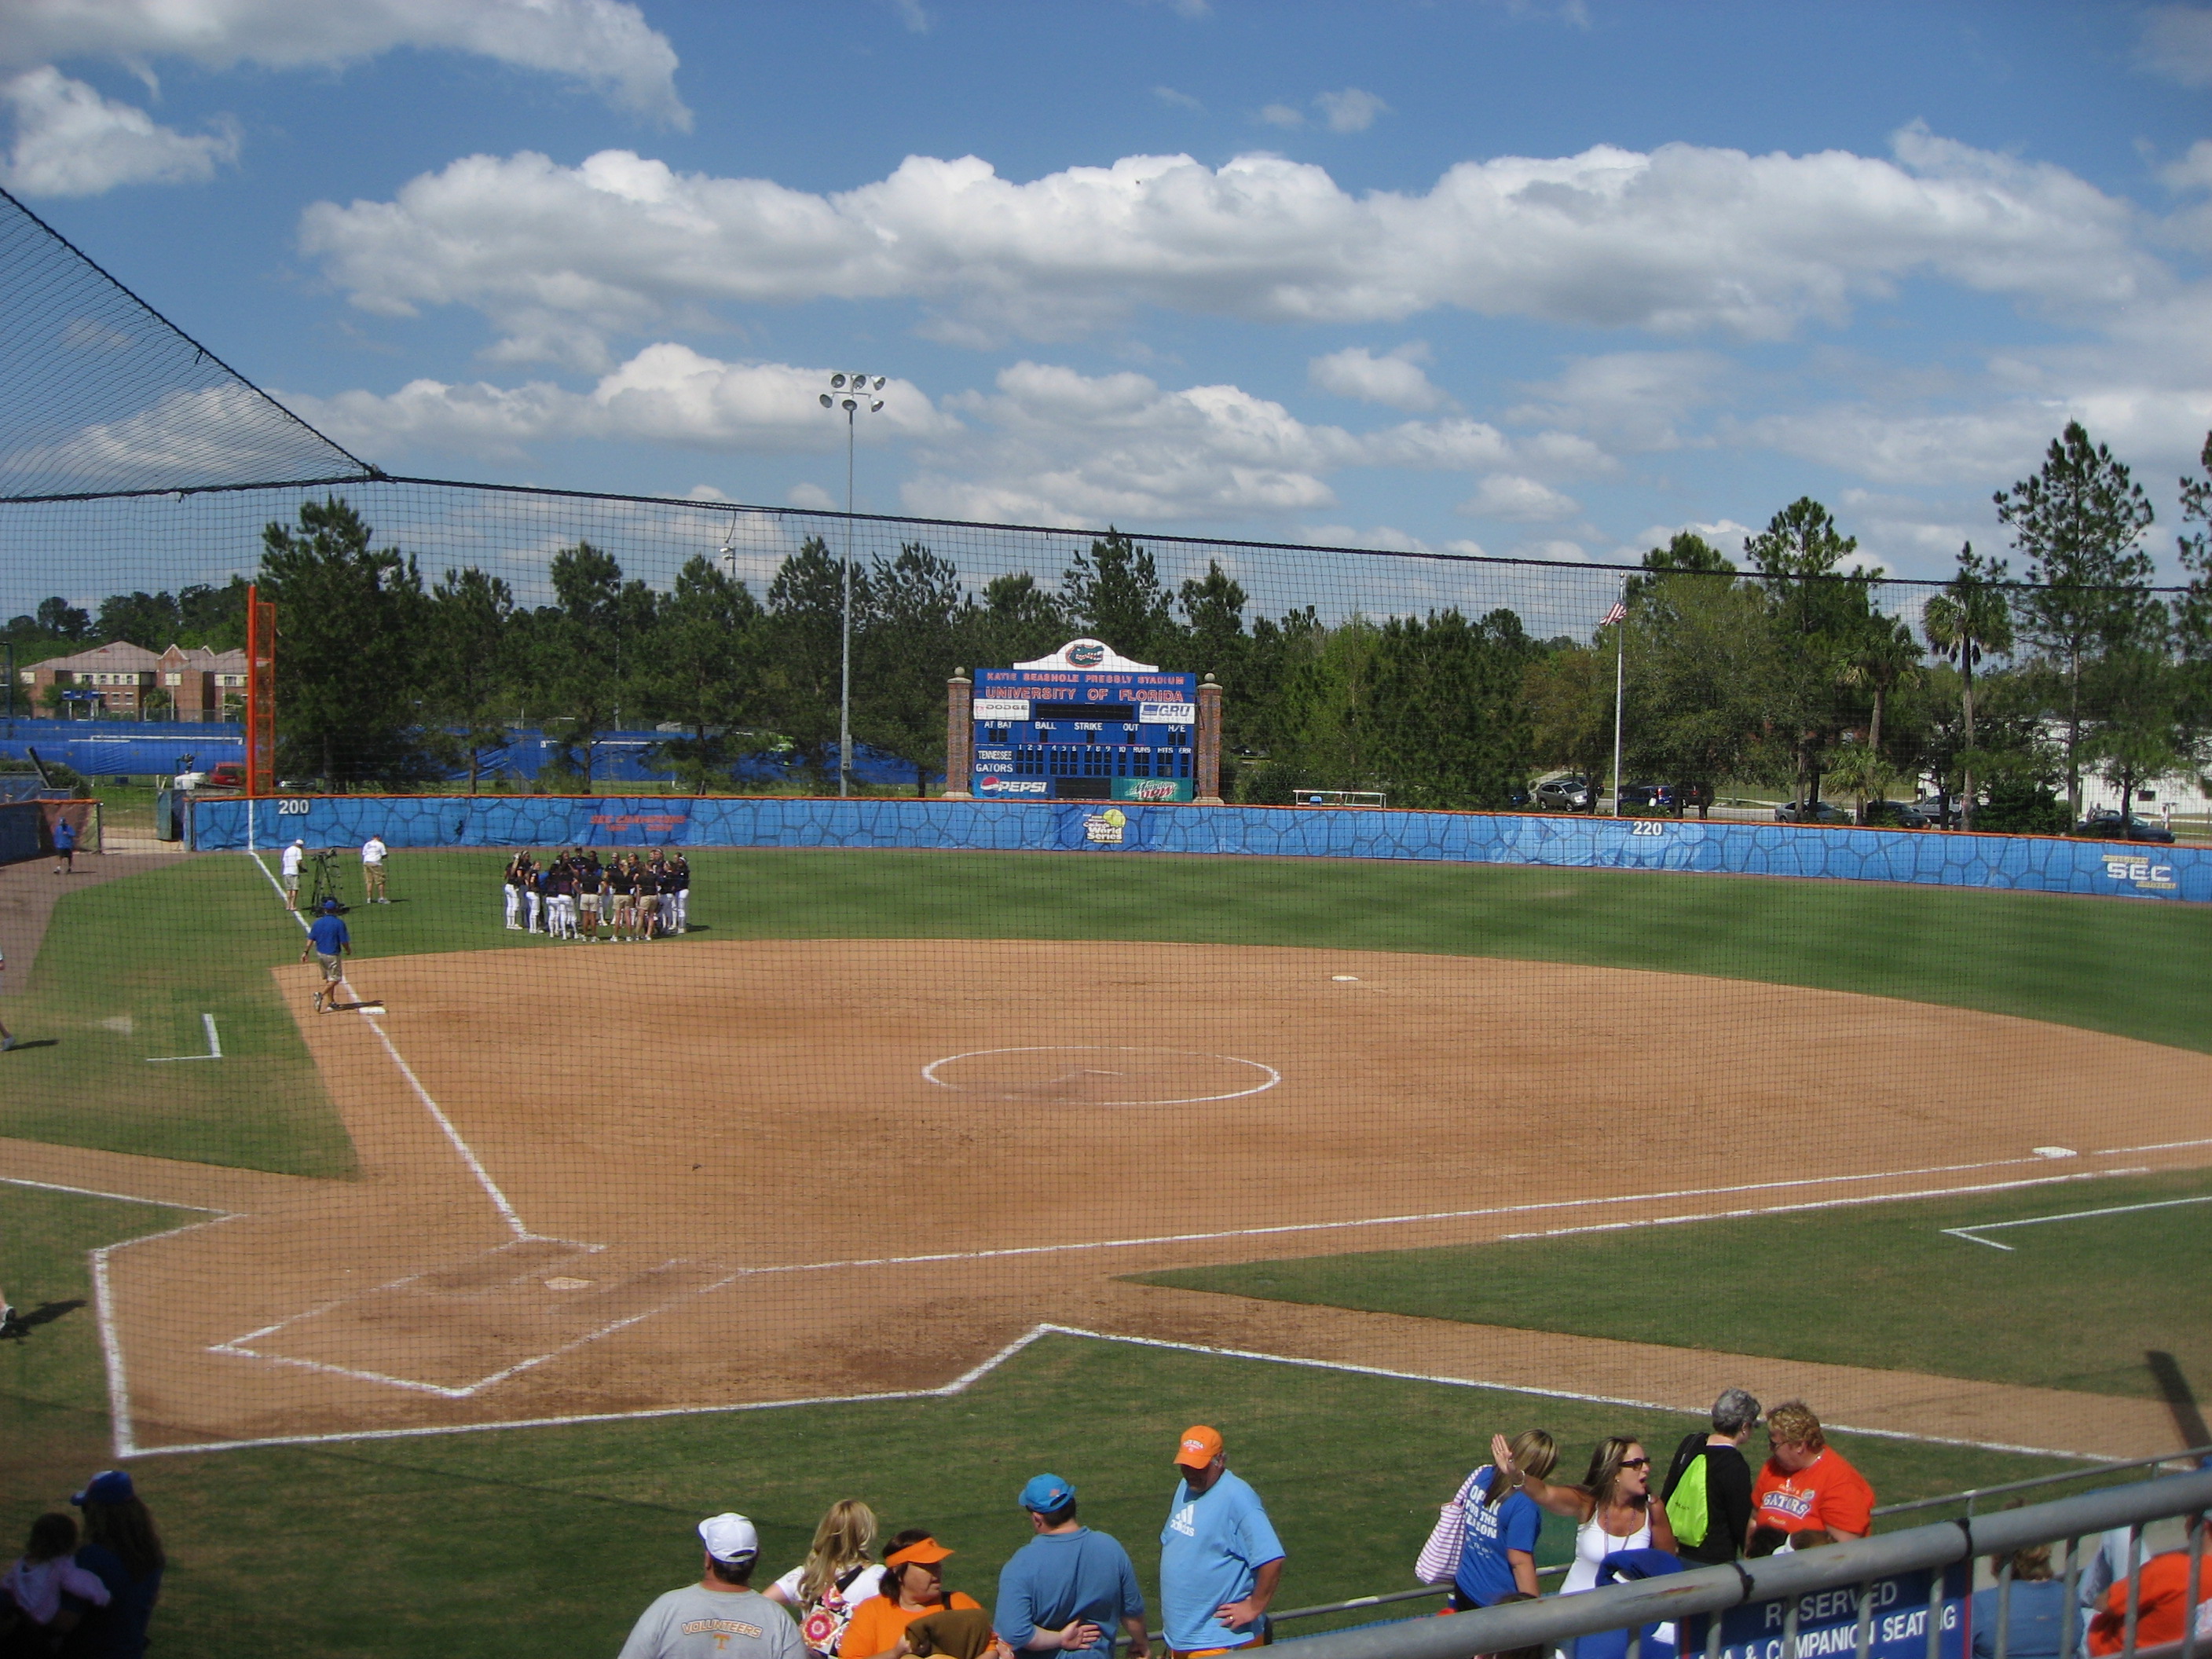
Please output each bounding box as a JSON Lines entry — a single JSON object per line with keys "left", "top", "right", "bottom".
{"left": 820, "top": 370, "right": 889, "bottom": 800}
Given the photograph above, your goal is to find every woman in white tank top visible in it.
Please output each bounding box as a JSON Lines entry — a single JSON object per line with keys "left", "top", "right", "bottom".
{"left": 1489, "top": 1431, "right": 1676, "bottom": 1592}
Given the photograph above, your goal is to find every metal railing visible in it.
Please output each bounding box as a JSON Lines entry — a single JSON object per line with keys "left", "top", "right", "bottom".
{"left": 1217, "top": 1450, "right": 2212, "bottom": 1643}
{"left": 1877, "top": 1448, "right": 2212, "bottom": 1521}
{"left": 1265, "top": 1467, "right": 2212, "bottom": 1659}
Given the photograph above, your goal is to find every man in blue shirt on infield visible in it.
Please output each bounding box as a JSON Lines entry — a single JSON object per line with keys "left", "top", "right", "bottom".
{"left": 995, "top": 1474, "right": 1149, "bottom": 1659}
{"left": 1159, "top": 1427, "right": 1284, "bottom": 1659}
{"left": 300, "top": 898, "right": 352, "bottom": 1013}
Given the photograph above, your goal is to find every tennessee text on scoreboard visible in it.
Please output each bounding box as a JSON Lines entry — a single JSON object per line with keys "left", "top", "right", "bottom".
{"left": 950, "top": 639, "right": 1214, "bottom": 803}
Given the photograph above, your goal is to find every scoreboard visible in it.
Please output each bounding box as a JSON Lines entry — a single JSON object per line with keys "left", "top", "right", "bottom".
{"left": 971, "top": 639, "right": 1198, "bottom": 802}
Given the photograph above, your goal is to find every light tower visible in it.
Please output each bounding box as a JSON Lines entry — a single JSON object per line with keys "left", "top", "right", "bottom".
{"left": 819, "top": 372, "right": 886, "bottom": 798}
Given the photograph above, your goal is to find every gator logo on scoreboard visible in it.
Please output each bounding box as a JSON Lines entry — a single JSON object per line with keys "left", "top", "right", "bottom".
{"left": 1066, "top": 640, "right": 1106, "bottom": 667}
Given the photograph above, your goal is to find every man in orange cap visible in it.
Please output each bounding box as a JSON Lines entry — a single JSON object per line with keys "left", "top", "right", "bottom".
{"left": 1159, "top": 1427, "right": 1284, "bottom": 1659}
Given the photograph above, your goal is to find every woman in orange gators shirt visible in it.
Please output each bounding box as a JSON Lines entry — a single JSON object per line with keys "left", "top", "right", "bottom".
{"left": 840, "top": 1532, "right": 984, "bottom": 1659}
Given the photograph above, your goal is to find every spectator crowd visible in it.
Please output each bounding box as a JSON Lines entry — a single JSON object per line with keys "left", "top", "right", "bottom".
{"left": 10, "top": 1400, "right": 2204, "bottom": 1659}
{"left": 611, "top": 1395, "right": 2212, "bottom": 1659}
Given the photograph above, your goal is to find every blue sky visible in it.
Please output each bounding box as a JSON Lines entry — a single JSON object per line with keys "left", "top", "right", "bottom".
{"left": 6, "top": 0, "right": 2212, "bottom": 580}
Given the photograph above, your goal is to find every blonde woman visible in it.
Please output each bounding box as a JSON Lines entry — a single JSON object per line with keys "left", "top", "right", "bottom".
{"left": 1416, "top": 1429, "right": 1558, "bottom": 1608}
{"left": 767, "top": 1500, "right": 885, "bottom": 1659}
{"left": 1491, "top": 1432, "right": 1675, "bottom": 1593}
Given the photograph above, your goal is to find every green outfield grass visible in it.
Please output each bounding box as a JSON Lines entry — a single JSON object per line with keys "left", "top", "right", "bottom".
{"left": 297, "top": 843, "right": 2212, "bottom": 1049}
{"left": 11, "top": 846, "right": 2207, "bottom": 1177}
{"left": 1, "top": 1181, "right": 2098, "bottom": 1659}
{"left": 1141, "top": 1167, "right": 2212, "bottom": 1404}
{"left": 0, "top": 859, "right": 353, "bottom": 1174}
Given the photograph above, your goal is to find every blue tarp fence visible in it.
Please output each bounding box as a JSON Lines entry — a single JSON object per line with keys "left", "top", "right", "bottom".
{"left": 186, "top": 794, "right": 2210, "bottom": 902}
{"left": 0, "top": 720, "right": 932, "bottom": 788}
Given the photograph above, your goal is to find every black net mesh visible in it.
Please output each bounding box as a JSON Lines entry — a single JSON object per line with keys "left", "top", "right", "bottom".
{"left": 0, "top": 188, "right": 370, "bottom": 501}
{"left": 1, "top": 164, "right": 2209, "bottom": 1659}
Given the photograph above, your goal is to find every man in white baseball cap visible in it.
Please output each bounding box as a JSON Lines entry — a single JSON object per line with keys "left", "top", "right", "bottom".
{"left": 620, "top": 1512, "right": 805, "bottom": 1659}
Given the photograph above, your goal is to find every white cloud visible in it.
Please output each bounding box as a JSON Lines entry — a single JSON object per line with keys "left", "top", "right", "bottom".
{"left": 1613, "top": 518, "right": 1755, "bottom": 562}
{"left": 1309, "top": 343, "right": 1448, "bottom": 411}
{"left": 1315, "top": 87, "right": 1387, "bottom": 134}
{"left": 2136, "top": 5, "right": 2212, "bottom": 86}
{"left": 2159, "top": 139, "right": 2212, "bottom": 192}
{"left": 1154, "top": 86, "right": 1202, "bottom": 110}
{"left": 1258, "top": 103, "right": 1304, "bottom": 129}
{"left": 298, "top": 129, "right": 2165, "bottom": 362}
{"left": 1734, "top": 401, "right": 2082, "bottom": 488}
{"left": 280, "top": 345, "right": 955, "bottom": 465}
{"left": 1459, "top": 474, "right": 1580, "bottom": 522}
{"left": 904, "top": 361, "right": 1555, "bottom": 526}
{"left": 1507, "top": 350, "right": 1731, "bottom": 451}
{"left": 0, "top": 67, "right": 236, "bottom": 196}
{"left": 0, "top": 0, "right": 687, "bottom": 126}
{"left": 890, "top": 0, "right": 931, "bottom": 32}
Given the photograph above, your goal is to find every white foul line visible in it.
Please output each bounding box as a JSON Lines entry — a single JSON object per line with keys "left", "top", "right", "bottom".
{"left": 1943, "top": 1192, "right": 2212, "bottom": 1252}
{"left": 1496, "top": 1168, "right": 2148, "bottom": 1243}
{"left": 654, "top": 1151, "right": 2111, "bottom": 1283}
{"left": 145, "top": 1013, "right": 222, "bottom": 1063}
{"left": 1, "top": 1176, "right": 237, "bottom": 1459}
{"left": 245, "top": 851, "right": 529, "bottom": 1240}
{"left": 117, "top": 1321, "right": 2121, "bottom": 1465}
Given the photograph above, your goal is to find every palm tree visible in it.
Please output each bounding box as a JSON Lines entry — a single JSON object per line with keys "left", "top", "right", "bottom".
{"left": 1921, "top": 544, "right": 2014, "bottom": 832}
{"left": 1839, "top": 613, "right": 1921, "bottom": 770}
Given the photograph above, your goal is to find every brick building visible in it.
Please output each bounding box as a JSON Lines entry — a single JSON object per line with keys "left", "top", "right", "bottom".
{"left": 20, "top": 641, "right": 247, "bottom": 722}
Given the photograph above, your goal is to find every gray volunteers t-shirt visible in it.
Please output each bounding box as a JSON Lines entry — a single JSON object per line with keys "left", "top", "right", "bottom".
{"left": 619, "top": 1584, "right": 803, "bottom": 1659}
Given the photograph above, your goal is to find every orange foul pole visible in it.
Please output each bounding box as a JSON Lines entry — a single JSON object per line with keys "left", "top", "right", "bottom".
{"left": 244, "top": 584, "right": 276, "bottom": 797}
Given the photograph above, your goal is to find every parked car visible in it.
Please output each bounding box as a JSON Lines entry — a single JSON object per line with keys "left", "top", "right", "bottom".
{"left": 1859, "top": 799, "right": 1932, "bottom": 828}
{"left": 2074, "top": 811, "right": 2176, "bottom": 844}
{"left": 1774, "top": 800, "right": 1850, "bottom": 824}
{"left": 1909, "top": 795, "right": 1961, "bottom": 829}
{"left": 1534, "top": 775, "right": 1594, "bottom": 811}
{"left": 1618, "top": 782, "right": 1711, "bottom": 814}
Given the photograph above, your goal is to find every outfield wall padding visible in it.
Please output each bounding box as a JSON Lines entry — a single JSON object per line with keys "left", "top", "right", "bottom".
{"left": 185, "top": 795, "right": 2210, "bottom": 902}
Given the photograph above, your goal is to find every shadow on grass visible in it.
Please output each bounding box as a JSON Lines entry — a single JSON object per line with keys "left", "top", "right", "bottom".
{"left": 2146, "top": 1350, "right": 2210, "bottom": 1449}
{"left": 0, "top": 1298, "right": 86, "bottom": 1339}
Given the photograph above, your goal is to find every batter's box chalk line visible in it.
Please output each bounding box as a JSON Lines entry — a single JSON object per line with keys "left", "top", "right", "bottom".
{"left": 921, "top": 1045, "right": 1280, "bottom": 1106}
{"left": 207, "top": 1235, "right": 747, "bottom": 1399}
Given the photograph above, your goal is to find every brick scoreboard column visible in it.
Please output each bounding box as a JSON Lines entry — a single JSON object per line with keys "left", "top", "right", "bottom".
{"left": 1195, "top": 672, "right": 1224, "bottom": 804}
{"left": 943, "top": 669, "right": 973, "bottom": 798}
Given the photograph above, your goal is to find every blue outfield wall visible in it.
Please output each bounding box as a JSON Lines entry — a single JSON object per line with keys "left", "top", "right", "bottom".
{"left": 185, "top": 794, "right": 2210, "bottom": 903}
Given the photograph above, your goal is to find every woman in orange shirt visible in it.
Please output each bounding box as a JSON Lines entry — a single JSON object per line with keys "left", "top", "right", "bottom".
{"left": 840, "top": 1532, "right": 984, "bottom": 1659}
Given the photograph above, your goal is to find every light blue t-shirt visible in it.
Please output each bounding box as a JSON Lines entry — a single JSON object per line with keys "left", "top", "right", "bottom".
{"left": 1159, "top": 1471, "right": 1285, "bottom": 1653}
{"left": 995, "top": 1526, "right": 1144, "bottom": 1659}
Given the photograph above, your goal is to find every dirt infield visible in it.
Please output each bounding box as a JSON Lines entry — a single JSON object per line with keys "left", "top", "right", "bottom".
{"left": 72, "top": 939, "right": 2212, "bottom": 1453}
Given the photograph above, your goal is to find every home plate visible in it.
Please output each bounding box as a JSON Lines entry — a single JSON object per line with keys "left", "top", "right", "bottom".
{"left": 210, "top": 1240, "right": 740, "bottom": 1397}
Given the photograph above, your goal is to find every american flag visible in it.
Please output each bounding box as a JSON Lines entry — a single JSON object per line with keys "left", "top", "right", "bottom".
{"left": 1599, "top": 599, "right": 1627, "bottom": 627}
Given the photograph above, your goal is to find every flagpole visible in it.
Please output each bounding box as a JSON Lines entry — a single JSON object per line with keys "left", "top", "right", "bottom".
{"left": 1610, "top": 580, "right": 1626, "bottom": 819}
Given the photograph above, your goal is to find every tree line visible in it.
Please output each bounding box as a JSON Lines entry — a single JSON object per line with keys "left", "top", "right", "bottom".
{"left": 13, "top": 420, "right": 2211, "bottom": 819}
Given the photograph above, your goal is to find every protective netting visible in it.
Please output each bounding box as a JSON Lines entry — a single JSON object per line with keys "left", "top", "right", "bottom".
{"left": 0, "top": 188, "right": 370, "bottom": 500}
{"left": 2, "top": 171, "right": 2211, "bottom": 1659}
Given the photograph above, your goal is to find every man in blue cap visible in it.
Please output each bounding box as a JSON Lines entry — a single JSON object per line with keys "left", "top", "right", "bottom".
{"left": 995, "top": 1475, "right": 1149, "bottom": 1659}
{"left": 300, "top": 898, "right": 352, "bottom": 1014}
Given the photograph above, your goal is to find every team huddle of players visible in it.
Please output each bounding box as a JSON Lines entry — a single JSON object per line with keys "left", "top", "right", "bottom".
{"left": 503, "top": 848, "right": 690, "bottom": 942}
